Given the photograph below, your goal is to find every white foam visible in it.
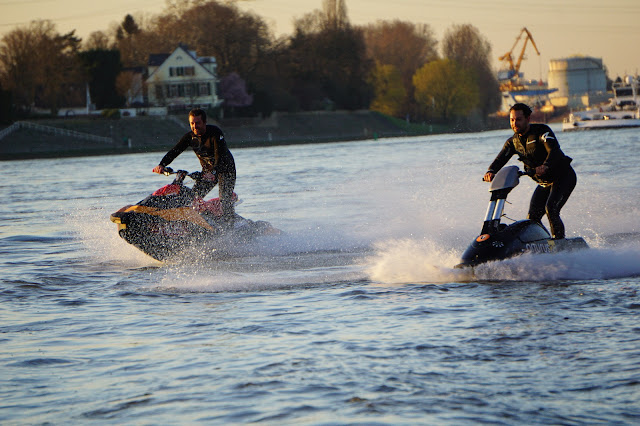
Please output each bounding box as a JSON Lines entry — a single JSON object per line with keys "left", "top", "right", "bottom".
{"left": 365, "top": 236, "right": 640, "bottom": 284}
{"left": 67, "top": 204, "right": 160, "bottom": 268}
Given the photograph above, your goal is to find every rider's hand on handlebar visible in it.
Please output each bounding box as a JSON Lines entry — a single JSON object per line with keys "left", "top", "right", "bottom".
{"left": 152, "top": 165, "right": 166, "bottom": 174}
{"left": 483, "top": 171, "right": 494, "bottom": 182}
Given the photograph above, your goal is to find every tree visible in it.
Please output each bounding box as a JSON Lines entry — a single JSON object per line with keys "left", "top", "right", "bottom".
{"left": 0, "top": 20, "right": 85, "bottom": 114}
{"left": 0, "top": 23, "right": 42, "bottom": 111}
{"left": 362, "top": 20, "right": 439, "bottom": 118}
{"left": 368, "top": 62, "right": 406, "bottom": 117}
{"left": 219, "top": 72, "right": 253, "bottom": 110}
{"left": 40, "top": 29, "right": 85, "bottom": 113}
{"left": 114, "top": 14, "right": 157, "bottom": 67}
{"left": 413, "top": 59, "right": 479, "bottom": 121}
{"left": 284, "top": 0, "right": 372, "bottom": 110}
{"left": 292, "top": 0, "right": 350, "bottom": 34}
{"left": 84, "top": 31, "right": 111, "bottom": 50}
{"left": 78, "top": 49, "right": 124, "bottom": 109}
{"left": 363, "top": 20, "right": 438, "bottom": 87}
{"left": 120, "top": 14, "right": 140, "bottom": 38}
{"left": 442, "top": 24, "right": 501, "bottom": 118}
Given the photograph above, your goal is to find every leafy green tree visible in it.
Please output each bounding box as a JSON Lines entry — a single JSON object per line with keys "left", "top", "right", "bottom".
{"left": 368, "top": 62, "right": 406, "bottom": 117}
{"left": 442, "top": 24, "right": 500, "bottom": 118}
{"left": 413, "top": 58, "right": 479, "bottom": 121}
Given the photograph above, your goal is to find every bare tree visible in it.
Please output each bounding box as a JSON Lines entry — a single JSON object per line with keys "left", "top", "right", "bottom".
{"left": 0, "top": 20, "right": 85, "bottom": 113}
{"left": 84, "top": 31, "right": 112, "bottom": 50}
{"left": 293, "top": 0, "right": 349, "bottom": 34}
{"left": 0, "top": 22, "right": 43, "bottom": 111}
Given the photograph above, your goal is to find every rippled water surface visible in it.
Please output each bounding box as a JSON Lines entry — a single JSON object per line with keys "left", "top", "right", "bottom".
{"left": 1, "top": 125, "right": 640, "bottom": 424}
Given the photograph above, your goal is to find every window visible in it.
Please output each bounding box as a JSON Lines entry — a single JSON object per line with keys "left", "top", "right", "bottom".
{"left": 198, "top": 83, "right": 211, "bottom": 96}
{"left": 169, "top": 66, "right": 195, "bottom": 77}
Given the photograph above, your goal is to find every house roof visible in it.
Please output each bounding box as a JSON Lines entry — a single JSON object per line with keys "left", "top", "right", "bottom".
{"left": 148, "top": 53, "right": 170, "bottom": 66}
{"left": 146, "top": 45, "right": 217, "bottom": 82}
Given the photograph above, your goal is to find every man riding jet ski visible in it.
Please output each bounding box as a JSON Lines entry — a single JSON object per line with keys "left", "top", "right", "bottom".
{"left": 456, "top": 103, "right": 587, "bottom": 268}
{"left": 152, "top": 108, "right": 237, "bottom": 228}
{"left": 110, "top": 168, "right": 280, "bottom": 261}
{"left": 483, "top": 103, "right": 576, "bottom": 240}
{"left": 455, "top": 166, "right": 588, "bottom": 268}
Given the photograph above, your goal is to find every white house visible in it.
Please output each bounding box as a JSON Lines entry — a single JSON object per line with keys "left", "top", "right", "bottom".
{"left": 146, "top": 45, "right": 221, "bottom": 109}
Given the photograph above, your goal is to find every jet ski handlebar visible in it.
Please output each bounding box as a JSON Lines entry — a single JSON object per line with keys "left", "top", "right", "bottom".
{"left": 162, "top": 167, "right": 215, "bottom": 181}
{"left": 485, "top": 167, "right": 534, "bottom": 182}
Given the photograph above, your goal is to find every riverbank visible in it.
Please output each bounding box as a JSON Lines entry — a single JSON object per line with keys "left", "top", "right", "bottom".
{"left": 0, "top": 110, "right": 501, "bottom": 161}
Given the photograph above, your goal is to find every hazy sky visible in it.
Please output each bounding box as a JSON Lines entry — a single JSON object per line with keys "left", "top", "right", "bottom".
{"left": 2, "top": 0, "right": 639, "bottom": 80}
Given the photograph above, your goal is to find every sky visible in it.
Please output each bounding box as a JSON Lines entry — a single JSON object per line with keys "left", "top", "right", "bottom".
{"left": 1, "top": 0, "right": 639, "bottom": 80}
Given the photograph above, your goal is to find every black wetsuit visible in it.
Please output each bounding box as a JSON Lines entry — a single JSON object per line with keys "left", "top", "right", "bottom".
{"left": 487, "top": 123, "right": 576, "bottom": 239}
{"left": 159, "top": 124, "right": 236, "bottom": 218}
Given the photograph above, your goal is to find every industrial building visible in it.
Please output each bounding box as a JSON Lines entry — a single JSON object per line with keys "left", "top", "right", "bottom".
{"left": 547, "top": 56, "right": 609, "bottom": 109}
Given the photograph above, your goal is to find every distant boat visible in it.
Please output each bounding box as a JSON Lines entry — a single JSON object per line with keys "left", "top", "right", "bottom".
{"left": 499, "top": 80, "right": 558, "bottom": 116}
{"left": 562, "top": 75, "right": 640, "bottom": 131}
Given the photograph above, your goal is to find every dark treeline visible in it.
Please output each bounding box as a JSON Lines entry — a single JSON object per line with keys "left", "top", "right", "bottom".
{"left": 0, "top": 0, "right": 501, "bottom": 125}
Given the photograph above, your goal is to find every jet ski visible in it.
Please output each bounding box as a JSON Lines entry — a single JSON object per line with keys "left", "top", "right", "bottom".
{"left": 110, "top": 168, "right": 280, "bottom": 261}
{"left": 455, "top": 165, "right": 588, "bottom": 268}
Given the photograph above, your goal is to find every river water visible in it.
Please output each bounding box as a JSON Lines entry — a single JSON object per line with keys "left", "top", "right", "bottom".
{"left": 1, "top": 125, "right": 639, "bottom": 424}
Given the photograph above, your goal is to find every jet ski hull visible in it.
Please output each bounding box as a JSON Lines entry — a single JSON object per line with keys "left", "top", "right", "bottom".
{"left": 456, "top": 219, "right": 588, "bottom": 268}
{"left": 110, "top": 169, "right": 280, "bottom": 261}
{"left": 111, "top": 207, "right": 279, "bottom": 261}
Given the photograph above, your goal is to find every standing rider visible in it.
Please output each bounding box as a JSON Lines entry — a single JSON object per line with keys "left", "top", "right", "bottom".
{"left": 153, "top": 108, "right": 236, "bottom": 225}
{"left": 483, "top": 103, "right": 576, "bottom": 239}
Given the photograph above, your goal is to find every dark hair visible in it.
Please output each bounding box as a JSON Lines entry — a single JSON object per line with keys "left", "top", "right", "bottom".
{"left": 189, "top": 108, "right": 207, "bottom": 122}
{"left": 509, "top": 103, "right": 532, "bottom": 118}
